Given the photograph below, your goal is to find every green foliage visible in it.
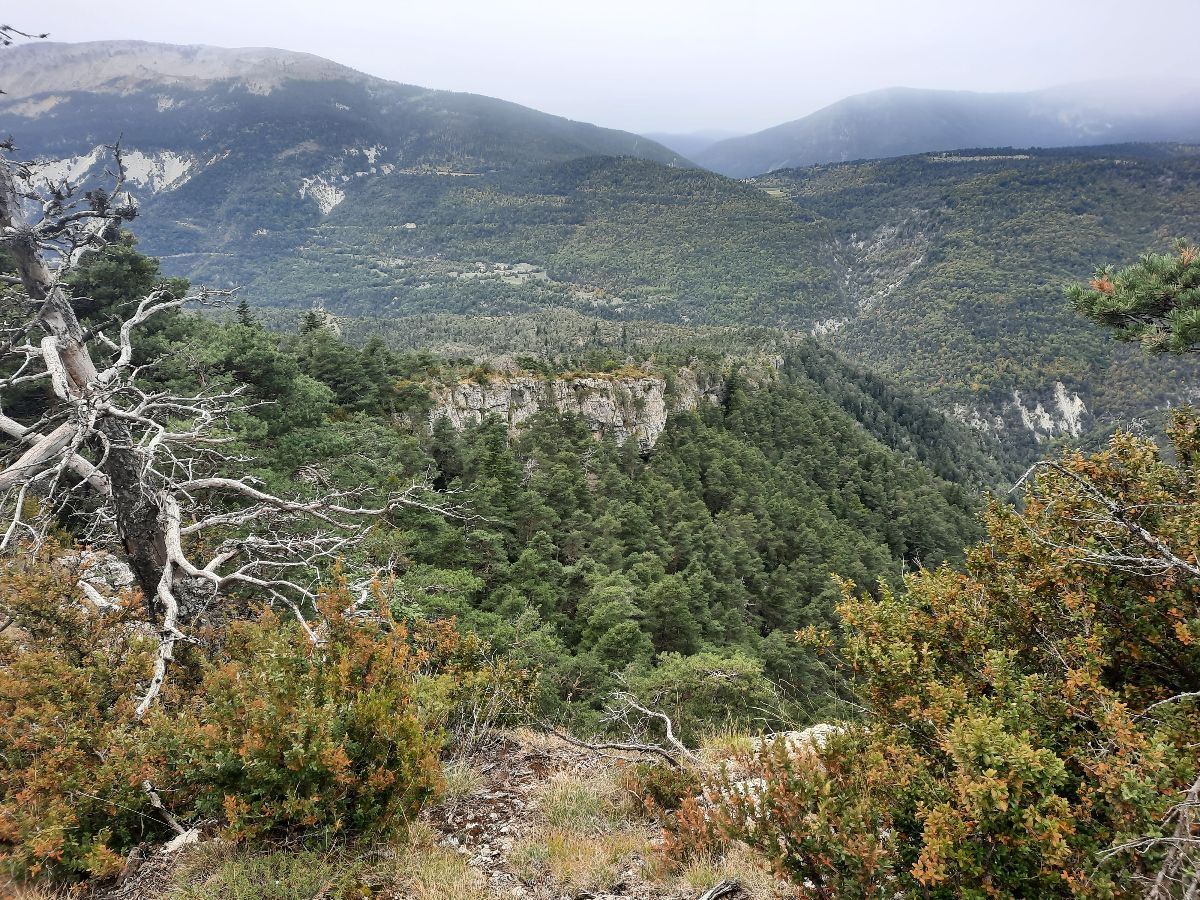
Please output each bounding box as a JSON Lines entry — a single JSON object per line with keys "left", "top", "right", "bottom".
{"left": 767, "top": 148, "right": 1200, "bottom": 435}
{"left": 64, "top": 232, "right": 189, "bottom": 325}
{"left": 126, "top": 146, "right": 1200, "bottom": 448}
{"left": 1069, "top": 239, "right": 1200, "bottom": 353}
{"left": 704, "top": 414, "right": 1200, "bottom": 898}
{"left": 625, "top": 652, "right": 781, "bottom": 746}
{"left": 16, "top": 240, "right": 996, "bottom": 819}
{"left": 149, "top": 585, "right": 445, "bottom": 843}
{"left": 0, "top": 551, "right": 521, "bottom": 880}
{"left": 619, "top": 761, "right": 702, "bottom": 815}
{"left": 0, "top": 545, "right": 162, "bottom": 880}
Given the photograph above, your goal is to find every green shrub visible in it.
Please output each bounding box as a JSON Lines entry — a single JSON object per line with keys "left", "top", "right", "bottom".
{"left": 1, "top": 549, "right": 524, "bottom": 881}
{"left": 699, "top": 421, "right": 1200, "bottom": 898}
{"left": 150, "top": 587, "right": 445, "bottom": 842}
{"left": 619, "top": 762, "right": 701, "bottom": 816}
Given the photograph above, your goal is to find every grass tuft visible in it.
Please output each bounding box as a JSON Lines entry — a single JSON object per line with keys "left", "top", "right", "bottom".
{"left": 510, "top": 827, "right": 648, "bottom": 895}
{"left": 394, "top": 825, "right": 491, "bottom": 900}
{"left": 537, "top": 770, "right": 635, "bottom": 833}
{"left": 165, "top": 844, "right": 368, "bottom": 900}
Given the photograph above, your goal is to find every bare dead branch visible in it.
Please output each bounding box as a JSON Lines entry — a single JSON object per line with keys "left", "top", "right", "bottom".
{"left": 0, "top": 140, "right": 467, "bottom": 719}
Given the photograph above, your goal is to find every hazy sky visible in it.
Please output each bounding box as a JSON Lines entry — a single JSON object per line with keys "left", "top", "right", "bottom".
{"left": 45, "top": 0, "right": 1195, "bottom": 134}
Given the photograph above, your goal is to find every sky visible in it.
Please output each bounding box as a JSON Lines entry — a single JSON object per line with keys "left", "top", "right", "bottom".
{"left": 44, "top": 0, "right": 1197, "bottom": 134}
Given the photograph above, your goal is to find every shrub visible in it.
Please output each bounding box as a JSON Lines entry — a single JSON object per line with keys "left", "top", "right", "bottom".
{"left": 619, "top": 761, "right": 701, "bottom": 816}
{"left": 0, "top": 545, "right": 163, "bottom": 880}
{"left": 697, "top": 419, "right": 1200, "bottom": 898}
{"left": 149, "top": 586, "right": 446, "bottom": 842}
{"left": 1, "top": 551, "right": 525, "bottom": 881}
{"left": 624, "top": 651, "right": 783, "bottom": 745}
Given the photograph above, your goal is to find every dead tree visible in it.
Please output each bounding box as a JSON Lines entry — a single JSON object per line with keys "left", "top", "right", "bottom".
{"left": 0, "top": 142, "right": 461, "bottom": 716}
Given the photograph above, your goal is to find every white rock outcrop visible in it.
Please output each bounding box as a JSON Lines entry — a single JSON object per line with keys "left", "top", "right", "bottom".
{"left": 749, "top": 723, "right": 845, "bottom": 759}
{"left": 952, "top": 381, "right": 1089, "bottom": 442}
{"left": 1009, "top": 381, "right": 1088, "bottom": 441}
{"left": 427, "top": 369, "right": 722, "bottom": 450}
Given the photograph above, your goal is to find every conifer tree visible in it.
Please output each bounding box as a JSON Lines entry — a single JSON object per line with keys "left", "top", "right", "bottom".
{"left": 1068, "top": 239, "right": 1200, "bottom": 353}
{"left": 234, "top": 297, "right": 257, "bottom": 328}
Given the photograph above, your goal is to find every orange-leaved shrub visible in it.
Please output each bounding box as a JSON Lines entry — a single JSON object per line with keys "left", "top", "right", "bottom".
{"left": 148, "top": 584, "right": 447, "bottom": 843}
{"left": 688, "top": 413, "right": 1200, "bottom": 899}
{"left": 1, "top": 551, "right": 524, "bottom": 881}
{"left": 0, "top": 543, "right": 162, "bottom": 879}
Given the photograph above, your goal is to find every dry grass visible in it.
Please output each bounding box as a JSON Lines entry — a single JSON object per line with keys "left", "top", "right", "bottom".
{"left": 392, "top": 824, "right": 491, "bottom": 900}
{"left": 158, "top": 825, "right": 489, "bottom": 900}
{"left": 671, "top": 844, "right": 783, "bottom": 899}
{"left": 503, "top": 726, "right": 567, "bottom": 753}
{"left": 536, "top": 770, "right": 635, "bottom": 832}
{"left": 699, "top": 728, "right": 755, "bottom": 763}
{"left": 163, "top": 842, "right": 370, "bottom": 900}
{"left": 442, "top": 759, "right": 484, "bottom": 801}
{"left": 0, "top": 883, "right": 75, "bottom": 900}
{"left": 510, "top": 827, "right": 649, "bottom": 896}
{"left": 509, "top": 767, "right": 651, "bottom": 894}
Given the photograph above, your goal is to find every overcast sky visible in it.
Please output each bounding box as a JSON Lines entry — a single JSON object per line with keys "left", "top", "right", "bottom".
{"left": 45, "top": 0, "right": 1196, "bottom": 134}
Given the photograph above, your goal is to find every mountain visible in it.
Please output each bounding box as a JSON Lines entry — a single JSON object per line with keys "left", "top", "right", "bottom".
{"left": 641, "top": 129, "right": 743, "bottom": 158}
{"left": 695, "top": 83, "right": 1200, "bottom": 177}
{"left": 3, "top": 41, "right": 1198, "bottom": 453}
{"left": 0, "top": 40, "right": 687, "bottom": 208}
{"left": 219, "top": 144, "right": 1197, "bottom": 457}
{"left": 757, "top": 146, "right": 1200, "bottom": 448}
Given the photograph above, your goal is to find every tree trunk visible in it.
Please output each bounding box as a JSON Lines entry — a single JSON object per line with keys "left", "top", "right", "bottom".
{"left": 1, "top": 162, "right": 170, "bottom": 621}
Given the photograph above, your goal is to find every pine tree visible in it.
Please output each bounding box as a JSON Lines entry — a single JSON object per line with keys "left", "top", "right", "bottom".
{"left": 299, "top": 309, "right": 324, "bottom": 334}
{"left": 1068, "top": 239, "right": 1200, "bottom": 353}
{"left": 235, "top": 297, "right": 257, "bottom": 328}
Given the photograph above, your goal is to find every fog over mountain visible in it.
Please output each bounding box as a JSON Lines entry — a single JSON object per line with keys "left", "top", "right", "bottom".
{"left": 641, "top": 130, "right": 744, "bottom": 159}
{"left": 36, "top": 0, "right": 1199, "bottom": 134}
{"left": 696, "top": 82, "right": 1200, "bottom": 177}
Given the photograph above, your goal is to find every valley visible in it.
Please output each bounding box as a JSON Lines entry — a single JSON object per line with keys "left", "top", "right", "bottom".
{"left": 1, "top": 23, "right": 1198, "bottom": 900}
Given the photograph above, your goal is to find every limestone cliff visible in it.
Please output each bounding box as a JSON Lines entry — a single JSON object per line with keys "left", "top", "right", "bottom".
{"left": 427, "top": 368, "right": 723, "bottom": 450}
{"left": 951, "top": 380, "right": 1089, "bottom": 443}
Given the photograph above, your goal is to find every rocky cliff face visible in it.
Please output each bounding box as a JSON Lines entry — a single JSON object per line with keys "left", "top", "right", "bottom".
{"left": 951, "top": 380, "right": 1089, "bottom": 443}
{"left": 427, "top": 369, "right": 723, "bottom": 450}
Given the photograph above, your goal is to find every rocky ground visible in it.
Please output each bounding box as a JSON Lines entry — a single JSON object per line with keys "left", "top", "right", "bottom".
{"left": 78, "top": 729, "right": 778, "bottom": 900}
{"left": 423, "top": 731, "right": 678, "bottom": 900}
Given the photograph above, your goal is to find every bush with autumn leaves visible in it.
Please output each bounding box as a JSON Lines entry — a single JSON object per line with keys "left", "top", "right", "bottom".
{"left": 0, "top": 547, "right": 526, "bottom": 881}
{"left": 683, "top": 411, "right": 1200, "bottom": 898}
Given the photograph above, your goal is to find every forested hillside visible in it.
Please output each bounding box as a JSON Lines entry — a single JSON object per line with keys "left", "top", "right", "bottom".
{"left": 2, "top": 28, "right": 1199, "bottom": 900}
{"left": 33, "top": 241, "right": 991, "bottom": 727}
{"left": 5, "top": 42, "right": 1199, "bottom": 451}
{"left": 761, "top": 146, "right": 1200, "bottom": 441}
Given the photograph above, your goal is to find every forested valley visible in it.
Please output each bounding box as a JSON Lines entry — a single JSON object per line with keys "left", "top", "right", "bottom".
{"left": 1, "top": 27, "right": 1198, "bottom": 900}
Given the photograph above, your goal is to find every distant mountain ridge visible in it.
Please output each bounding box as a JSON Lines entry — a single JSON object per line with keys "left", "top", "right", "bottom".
{"left": 3, "top": 40, "right": 1198, "bottom": 453}
{"left": 0, "top": 40, "right": 687, "bottom": 175}
{"left": 696, "top": 83, "right": 1200, "bottom": 176}
{"left": 641, "top": 129, "right": 744, "bottom": 159}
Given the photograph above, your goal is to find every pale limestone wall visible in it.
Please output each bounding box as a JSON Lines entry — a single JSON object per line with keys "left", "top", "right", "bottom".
{"left": 427, "top": 369, "right": 722, "bottom": 449}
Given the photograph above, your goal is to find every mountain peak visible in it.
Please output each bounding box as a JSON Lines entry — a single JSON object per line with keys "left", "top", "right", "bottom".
{"left": 0, "top": 39, "right": 372, "bottom": 100}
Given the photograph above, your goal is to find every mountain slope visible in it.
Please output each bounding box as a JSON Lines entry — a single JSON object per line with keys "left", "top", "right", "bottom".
{"left": 4, "top": 41, "right": 1198, "bottom": 452}
{"left": 642, "top": 129, "right": 743, "bottom": 158}
{"left": 0, "top": 41, "right": 687, "bottom": 222}
{"left": 696, "top": 84, "right": 1200, "bottom": 177}
{"left": 759, "top": 146, "right": 1200, "bottom": 446}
